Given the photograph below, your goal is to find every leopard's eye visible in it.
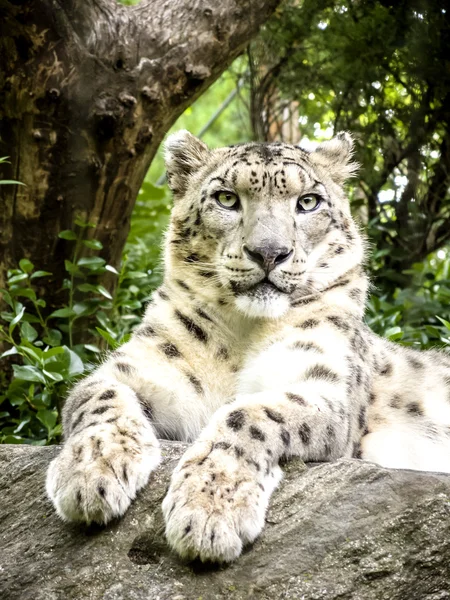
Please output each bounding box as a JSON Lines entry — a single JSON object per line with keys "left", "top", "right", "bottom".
{"left": 297, "top": 194, "right": 322, "bottom": 212}
{"left": 215, "top": 191, "right": 240, "bottom": 210}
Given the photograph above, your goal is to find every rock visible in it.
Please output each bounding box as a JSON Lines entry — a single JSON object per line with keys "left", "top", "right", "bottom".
{"left": 1, "top": 444, "right": 450, "bottom": 600}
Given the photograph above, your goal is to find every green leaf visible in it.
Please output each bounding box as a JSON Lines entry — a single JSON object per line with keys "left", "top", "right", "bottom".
{"left": 20, "top": 321, "right": 38, "bottom": 342}
{"left": 123, "top": 271, "right": 148, "bottom": 280}
{"left": 436, "top": 316, "right": 450, "bottom": 331}
{"left": 1, "top": 347, "right": 18, "bottom": 359}
{"left": 74, "top": 217, "right": 95, "bottom": 228}
{"left": 9, "top": 306, "right": 25, "bottom": 334}
{"left": 42, "top": 328, "right": 62, "bottom": 347}
{"left": 37, "top": 409, "right": 57, "bottom": 432}
{"left": 64, "top": 260, "right": 82, "bottom": 276}
{"left": 82, "top": 239, "right": 103, "bottom": 250}
{"left": 385, "top": 326, "right": 404, "bottom": 341}
{"left": 96, "top": 285, "right": 113, "bottom": 300}
{"left": 8, "top": 273, "right": 29, "bottom": 284}
{"left": 12, "top": 365, "right": 46, "bottom": 383}
{"left": 43, "top": 346, "right": 66, "bottom": 360}
{"left": 48, "top": 307, "right": 76, "bottom": 318}
{"left": 42, "top": 369, "right": 65, "bottom": 382}
{"left": 19, "top": 258, "right": 34, "bottom": 273}
{"left": 0, "top": 180, "right": 25, "bottom": 186}
{"left": 77, "top": 256, "right": 106, "bottom": 268}
{"left": 58, "top": 230, "right": 77, "bottom": 240}
{"left": 105, "top": 264, "right": 119, "bottom": 275}
{"left": 2, "top": 435, "right": 26, "bottom": 444}
{"left": 84, "top": 344, "right": 101, "bottom": 353}
{"left": 30, "top": 270, "right": 52, "bottom": 279}
{"left": 64, "top": 346, "right": 84, "bottom": 377}
{"left": 95, "top": 327, "right": 119, "bottom": 350}
{"left": 18, "top": 343, "right": 43, "bottom": 361}
{"left": 10, "top": 287, "right": 36, "bottom": 301}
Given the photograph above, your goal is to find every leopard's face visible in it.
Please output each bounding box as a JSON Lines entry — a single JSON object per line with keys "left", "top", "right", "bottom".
{"left": 165, "top": 131, "right": 364, "bottom": 319}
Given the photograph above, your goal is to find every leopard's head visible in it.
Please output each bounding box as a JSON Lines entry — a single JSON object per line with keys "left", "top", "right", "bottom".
{"left": 164, "top": 130, "right": 364, "bottom": 319}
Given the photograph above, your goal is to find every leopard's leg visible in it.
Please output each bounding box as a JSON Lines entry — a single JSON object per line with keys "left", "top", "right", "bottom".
{"left": 46, "top": 359, "right": 161, "bottom": 524}
{"left": 163, "top": 378, "right": 358, "bottom": 563}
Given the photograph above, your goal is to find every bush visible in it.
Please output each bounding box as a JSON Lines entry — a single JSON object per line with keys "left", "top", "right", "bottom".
{"left": 0, "top": 181, "right": 170, "bottom": 445}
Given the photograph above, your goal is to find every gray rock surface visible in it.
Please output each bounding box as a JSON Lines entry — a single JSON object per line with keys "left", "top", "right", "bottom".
{"left": 1, "top": 443, "right": 450, "bottom": 600}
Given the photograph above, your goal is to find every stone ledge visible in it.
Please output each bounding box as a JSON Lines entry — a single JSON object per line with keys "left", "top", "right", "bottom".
{"left": 1, "top": 444, "right": 450, "bottom": 600}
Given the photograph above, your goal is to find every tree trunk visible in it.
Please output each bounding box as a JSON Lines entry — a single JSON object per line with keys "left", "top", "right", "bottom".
{"left": 0, "top": 0, "right": 279, "bottom": 303}
{"left": 2, "top": 444, "right": 450, "bottom": 599}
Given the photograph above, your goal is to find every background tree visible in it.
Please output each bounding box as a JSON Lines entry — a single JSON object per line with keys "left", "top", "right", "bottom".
{"left": 0, "top": 0, "right": 280, "bottom": 301}
{"left": 3, "top": 0, "right": 450, "bottom": 444}
{"left": 247, "top": 0, "right": 450, "bottom": 292}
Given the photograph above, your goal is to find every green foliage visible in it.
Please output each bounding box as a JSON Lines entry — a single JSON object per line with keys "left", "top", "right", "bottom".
{"left": 0, "top": 218, "right": 160, "bottom": 445}
{"left": 0, "top": 156, "right": 25, "bottom": 186}
{"left": 2, "top": 2, "right": 450, "bottom": 445}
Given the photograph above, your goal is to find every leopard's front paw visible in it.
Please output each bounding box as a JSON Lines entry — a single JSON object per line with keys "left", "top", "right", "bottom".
{"left": 162, "top": 442, "right": 282, "bottom": 563}
{"left": 46, "top": 421, "right": 160, "bottom": 525}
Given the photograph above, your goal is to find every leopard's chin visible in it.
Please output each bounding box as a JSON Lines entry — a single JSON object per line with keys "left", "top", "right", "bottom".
{"left": 234, "top": 284, "right": 290, "bottom": 319}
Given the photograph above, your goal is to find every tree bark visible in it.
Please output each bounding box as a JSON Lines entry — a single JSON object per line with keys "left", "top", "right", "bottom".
{"left": 2, "top": 443, "right": 450, "bottom": 599}
{"left": 0, "top": 0, "right": 280, "bottom": 302}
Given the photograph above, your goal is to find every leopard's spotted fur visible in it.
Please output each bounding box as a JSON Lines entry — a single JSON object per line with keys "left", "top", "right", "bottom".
{"left": 47, "top": 131, "right": 450, "bottom": 563}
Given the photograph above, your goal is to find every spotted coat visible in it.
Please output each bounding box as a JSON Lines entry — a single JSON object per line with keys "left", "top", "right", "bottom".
{"left": 47, "top": 131, "right": 450, "bottom": 564}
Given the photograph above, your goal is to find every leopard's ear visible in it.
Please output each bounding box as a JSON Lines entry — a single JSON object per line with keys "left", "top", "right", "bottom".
{"left": 165, "top": 130, "right": 210, "bottom": 197}
{"left": 309, "top": 132, "right": 359, "bottom": 184}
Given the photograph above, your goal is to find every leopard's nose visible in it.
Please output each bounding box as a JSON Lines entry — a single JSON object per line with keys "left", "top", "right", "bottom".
{"left": 243, "top": 244, "right": 293, "bottom": 272}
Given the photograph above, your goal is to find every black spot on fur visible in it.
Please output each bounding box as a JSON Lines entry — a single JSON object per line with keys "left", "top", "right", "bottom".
{"left": 227, "top": 410, "right": 246, "bottom": 430}
{"left": 263, "top": 407, "right": 285, "bottom": 424}
{"left": 234, "top": 445, "right": 244, "bottom": 458}
{"left": 214, "top": 441, "right": 231, "bottom": 451}
{"left": 358, "top": 406, "right": 366, "bottom": 429}
{"left": 292, "top": 341, "right": 323, "bottom": 353}
{"left": 217, "top": 346, "right": 229, "bottom": 360}
{"left": 185, "top": 253, "right": 199, "bottom": 263}
{"left": 280, "top": 429, "right": 290, "bottom": 446}
{"left": 136, "top": 325, "right": 156, "bottom": 337}
{"left": 326, "top": 315, "right": 350, "bottom": 332}
{"left": 92, "top": 405, "right": 111, "bottom": 416}
{"left": 249, "top": 425, "right": 266, "bottom": 442}
{"left": 390, "top": 394, "right": 402, "bottom": 409}
{"left": 176, "top": 279, "right": 190, "bottom": 291}
{"left": 159, "top": 342, "right": 181, "bottom": 358}
{"left": 298, "top": 318, "right": 319, "bottom": 329}
{"left": 286, "top": 392, "right": 306, "bottom": 405}
{"left": 349, "top": 288, "right": 363, "bottom": 302}
{"left": 196, "top": 307, "right": 213, "bottom": 322}
{"left": 71, "top": 410, "right": 85, "bottom": 432}
{"left": 303, "top": 365, "right": 339, "bottom": 383}
{"left": 137, "top": 393, "right": 154, "bottom": 422}
{"left": 74, "top": 391, "right": 94, "bottom": 411}
{"left": 116, "top": 362, "right": 134, "bottom": 375}
{"left": 99, "top": 389, "right": 116, "bottom": 401}
{"left": 406, "top": 355, "right": 424, "bottom": 370}
{"left": 158, "top": 289, "right": 169, "bottom": 300}
{"left": 369, "top": 392, "right": 376, "bottom": 405}
{"left": 97, "top": 485, "right": 106, "bottom": 498}
{"left": 380, "top": 362, "right": 393, "bottom": 376}
{"left": 407, "top": 402, "right": 424, "bottom": 417}
{"left": 175, "top": 310, "right": 208, "bottom": 343}
{"left": 299, "top": 422, "right": 311, "bottom": 445}
{"left": 352, "top": 442, "right": 362, "bottom": 459}
{"left": 188, "top": 373, "right": 203, "bottom": 395}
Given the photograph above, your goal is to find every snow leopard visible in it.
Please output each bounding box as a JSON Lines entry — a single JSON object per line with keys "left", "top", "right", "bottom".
{"left": 46, "top": 130, "right": 450, "bottom": 563}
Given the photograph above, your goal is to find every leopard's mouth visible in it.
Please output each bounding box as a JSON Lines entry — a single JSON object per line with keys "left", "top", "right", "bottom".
{"left": 245, "top": 276, "right": 286, "bottom": 295}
